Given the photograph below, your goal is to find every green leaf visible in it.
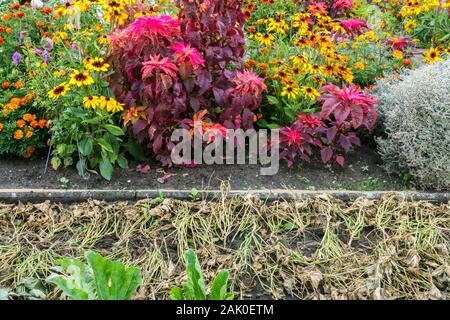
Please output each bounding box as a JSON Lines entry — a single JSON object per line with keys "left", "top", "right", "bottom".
{"left": 79, "top": 139, "right": 93, "bottom": 156}
{"left": 104, "top": 124, "right": 124, "bottom": 136}
{"left": 210, "top": 270, "right": 232, "bottom": 300}
{"left": 266, "top": 95, "right": 280, "bottom": 105}
{"left": 267, "top": 123, "right": 280, "bottom": 129}
{"left": 76, "top": 159, "right": 86, "bottom": 177}
{"left": 85, "top": 251, "right": 142, "bottom": 300}
{"left": 169, "top": 287, "right": 184, "bottom": 300}
{"left": 98, "top": 138, "right": 113, "bottom": 153}
{"left": 124, "top": 141, "right": 147, "bottom": 162}
{"left": 184, "top": 250, "right": 206, "bottom": 300}
{"left": 56, "top": 144, "right": 67, "bottom": 156}
{"left": 99, "top": 159, "right": 113, "bottom": 181}
{"left": 46, "top": 258, "right": 95, "bottom": 300}
{"left": 51, "top": 157, "right": 61, "bottom": 170}
{"left": 117, "top": 154, "right": 128, "bottom": 169}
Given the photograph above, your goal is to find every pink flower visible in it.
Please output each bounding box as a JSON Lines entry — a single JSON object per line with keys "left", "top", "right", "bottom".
{"left": 308, "top": 2, "right": 328, "bottom": 15}
{"left": 340, "top": 19, "right": 368, "bottom": 34}
{"left": 171, "top": 42, "right": 205, "bottom": 69}
{"left": 281, "top": 127, "right": 302, "bottom": 146}
{"left": 124, "top": 15, "right": 181, "bottom": 43}
{"left": 295, "top": 114, "right": 324, "bottom": 128}
{"left": 333, "top": 0, "right": 353, "bottom": 10}
{"left": 387, "top": 37, "right": 413, "bottom": 50}
{"left": 141, "top": 55, "right": 179, "bottom": 79}
{"left": 318, "top": 83, "right": 379, "bottom": 129}
{"left": 231, "top": 70, "right": 267, "bottom": 96}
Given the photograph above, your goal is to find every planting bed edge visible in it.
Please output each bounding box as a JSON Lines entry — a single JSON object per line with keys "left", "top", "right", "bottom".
{"left": 0, "top": 188, "right": 449, "bottom": 203}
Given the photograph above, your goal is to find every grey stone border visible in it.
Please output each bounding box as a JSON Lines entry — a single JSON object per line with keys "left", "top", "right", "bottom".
{"left": 0, "top": 188, "right": 449, "bottom": 203}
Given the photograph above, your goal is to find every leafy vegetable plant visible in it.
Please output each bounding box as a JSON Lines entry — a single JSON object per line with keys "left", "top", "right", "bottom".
{"left": 170, "top": 250, "right": 234, "bottom": 300}
{"left": 47, "top": 250, "right": 141, "bottom": 300}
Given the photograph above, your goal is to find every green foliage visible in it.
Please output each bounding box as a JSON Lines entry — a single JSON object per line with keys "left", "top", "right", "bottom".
{"left": 47, "top": 250, "right": 142, "bottom": 300}
{"left": 49, "top": 107, "right": 127, "bottom": 180}
{"left": 170, "top": 250, "right": 234, "bottom": 300}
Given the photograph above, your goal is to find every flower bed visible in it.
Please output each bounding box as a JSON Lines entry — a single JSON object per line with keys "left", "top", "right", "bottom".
{"left": 0, "top": 0, "right": 449, "bottom": 190}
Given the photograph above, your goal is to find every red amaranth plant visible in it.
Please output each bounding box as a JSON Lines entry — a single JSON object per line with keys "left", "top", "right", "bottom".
{"left": 108, "top": 0, "right": 264, "bottom": 165}
{"left": 318, "top": 83, "right": 379, "bottom": 166}
{"left": 278, "top": 114, "right": 325, "bottom": 167}
{"left": 279, "top": 84, "right": 379, "bottom": 168}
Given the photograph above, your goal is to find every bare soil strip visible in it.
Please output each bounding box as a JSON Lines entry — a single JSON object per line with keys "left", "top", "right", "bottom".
{"left": 1, "top": 185, "right": 448, "bottom": 300}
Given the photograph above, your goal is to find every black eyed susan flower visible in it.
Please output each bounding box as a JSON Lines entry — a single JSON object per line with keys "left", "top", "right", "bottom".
{"left": 85, "top": 57, "right": 110, "bottom": 72}
{"left": 107, "top": 100, "right": 125, "bottom": 113}
{"left": 281, "top": 85, "right": 300, "bottom": 100}
{"left": 69, "top": 70, "right": 95, "bottom": 87}
{"left": 423, "top": 47, "right": 442, "bottom": 64}
{"left": 301, "top": 86, "right": 320, "bottom": 100}
{"left": 48, "top": 83, "right": 70, "bottom": 99}
{"left": 83, "top": 96, "right": 99, "bottom": 109}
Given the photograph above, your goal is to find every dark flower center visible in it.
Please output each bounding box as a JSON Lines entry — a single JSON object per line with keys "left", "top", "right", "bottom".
{"left": 53, "top": 86, "right": 65, "bottom": 94}
{"left": 75, "top": 73, "right": 87, "bottom": 81}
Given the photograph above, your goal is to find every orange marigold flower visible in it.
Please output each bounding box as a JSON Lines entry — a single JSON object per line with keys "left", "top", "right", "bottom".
{"left": 14, "top": 80, "right": 24, "bottom": 89}
{"left": 5, "top": 28, "right": 13, "bottom": 34}
{"left": 0, "top": 36, "right": 3, "bottom": 45}
{"left": 38, "top": 119, "right": 47, "bottom": 128}
{"left": 43, "top": 31, "right": 51, "bottom": 37}
{"left": 11, "top": 3, "right": 21, "bottom": 10}
{"left": 40, "top": 8, "right": 52, "bottom": 15}
{"left": 36, "top": 21, "right": 44, "bottom": 28}
{"left": 30, "top": 120, "right": 39, "bottom": 128}
{"left": 2, "top": 82, "right": 10, "bottom": 89}
{"left": 16, "top": 12, "right": 25, "bottom": 19}
{"left": 23, "top": 113, "right": 36, "bottom": 121}
{"left": 24, "top": 146, "right": 36, "bottom": 158}
{"left": 26, "top": 130, "right": 33, "bottom": 139}
{"left": 16, "top": 119, "right": 26, "bottom": 128}
{"left": 0, "top": 123, "right": 3, "bottom": 132}
{"left": 3, "top": 14, "right": 14, "bottom": 21}
{"left": 10, "top": 98, "right": 21, "bottom": 106}
{"left": 14, "top": 130, "right": 24, "bottom": 140}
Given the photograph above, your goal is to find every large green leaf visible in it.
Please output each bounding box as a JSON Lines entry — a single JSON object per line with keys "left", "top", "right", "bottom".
{"left": 184, "top": 250, "right": 206, "bottom": 300}
{"left": 46, "top": 258, "right": 95, "bottom": 300}
{"left": 85, "top": 251, "right": 142, "bottom": 300}
{"left": 79, "top": 139, "right": 93, "bottom": 156}
{"left": 169, "top": 287, "right": 184, "bottom": 300}
{"left": 104, "top": 124, "right": 125, "bottom": 136}
{"left": 99, "top": 158, "right": 113, "bottom": 181}
{"left": 210, "top": 270, "right": 233, "bottom": 300}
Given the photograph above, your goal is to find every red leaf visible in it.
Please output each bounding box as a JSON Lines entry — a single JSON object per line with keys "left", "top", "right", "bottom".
{"left": 336, "top": 155, "right": 345, "bottom": 167}
{"left": 136, "top": 164, "right": 151, "bottom": 174}
{"left": 351, "top": 105, "right": 364, "bottom": 129}
{"left": 157, "top": 173, "right": 175, "bottom": 184}
{"left": 334, "top": 106, "right": 351, "bottom": 125}
{"left": 321, "top": 147, "right": 333, "bottom": 163}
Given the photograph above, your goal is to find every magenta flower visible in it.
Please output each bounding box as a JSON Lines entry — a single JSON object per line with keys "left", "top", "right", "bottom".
{"left": 141, "top": 55, "right": 179, "bottom": 79}
{"left": 340, "top": 19, "right": 368, "bottom": 34}
{"left": 231, "top": 70, "right": 267, "bottom": 97}
{"left": 171, "top": 42, "right": 205, "bottom": 69}
{"left": 124, "top": 15, "right": 181, "bottom": 43}
{"left": 318, "top": 83, "right": 379, "bottom": 129}
{"left": 333, "top": 0, "right": 353, "bottom": 10}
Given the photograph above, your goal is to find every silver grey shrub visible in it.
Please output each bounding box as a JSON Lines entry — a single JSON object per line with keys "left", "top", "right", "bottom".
{"left": 374, "top": 58, "right": 450, "bottom": 190}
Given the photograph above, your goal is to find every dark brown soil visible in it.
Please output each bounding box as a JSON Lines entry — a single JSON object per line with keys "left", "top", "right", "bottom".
{"left": 0, "top": 146, "right": 407, "bottom": 190}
